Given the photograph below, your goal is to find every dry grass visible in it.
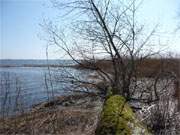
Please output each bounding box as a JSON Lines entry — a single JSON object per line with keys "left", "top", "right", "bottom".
{"left": 0, "top": 94, "right": 103, "bottom": 135}
{"left": 77, "top": 58, "right": 180, "bottom": 78}
{"left": 136, "top": 58, "right": 180, "bottom": 77}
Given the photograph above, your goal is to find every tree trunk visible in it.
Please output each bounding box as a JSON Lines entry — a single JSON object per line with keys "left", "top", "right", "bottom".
{"left": 178, "top": 61, "right": 180, "bottom": 111}
{"left": 174, "top": 61, "right": 180, "bottom": 111}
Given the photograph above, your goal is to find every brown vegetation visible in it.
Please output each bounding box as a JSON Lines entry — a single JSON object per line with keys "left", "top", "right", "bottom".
{"left": 78, "top": 58, "right": 180, "bottom": 78}
{"left": 0, "top": 94, "right": 103, "bottom": 135}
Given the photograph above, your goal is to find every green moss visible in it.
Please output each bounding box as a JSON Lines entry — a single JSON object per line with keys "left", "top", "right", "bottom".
{"left": 95, "top": 95, "right": 151, "bottom": 135}
{"left": 106, "top": 87, "right": 113, "bottom": 99}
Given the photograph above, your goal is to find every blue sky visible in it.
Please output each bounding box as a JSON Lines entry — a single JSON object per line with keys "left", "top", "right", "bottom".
{"left": 1, "top": 0, "right": 58, "bottom": 59}
{"left": 0, "top": 0, "right": 180, "bottom": 59}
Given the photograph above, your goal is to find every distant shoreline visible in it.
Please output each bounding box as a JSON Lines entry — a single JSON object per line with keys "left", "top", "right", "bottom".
{"left": 0, "top": 64, "right": 76, "bottom": 68}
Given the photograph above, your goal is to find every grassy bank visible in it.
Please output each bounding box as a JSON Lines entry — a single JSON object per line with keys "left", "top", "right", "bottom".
{"left": 0, "top": 93, "right": 103, "bottom": 135}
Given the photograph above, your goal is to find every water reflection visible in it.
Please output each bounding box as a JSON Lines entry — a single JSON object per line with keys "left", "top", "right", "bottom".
{"left": 0, "top": 66, "right": 87, "bottom": 117}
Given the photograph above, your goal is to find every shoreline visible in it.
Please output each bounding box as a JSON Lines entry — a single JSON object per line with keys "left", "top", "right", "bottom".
{"left": 0, "top": 93, "right": 103, "bottom": 135}
{"left": 0, "top": 64, "right": 76, "bottom": 68}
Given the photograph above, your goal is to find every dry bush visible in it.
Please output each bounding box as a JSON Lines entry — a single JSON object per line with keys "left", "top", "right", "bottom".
{"left": 137, "top": 76, "right": 180, "bottom": 135}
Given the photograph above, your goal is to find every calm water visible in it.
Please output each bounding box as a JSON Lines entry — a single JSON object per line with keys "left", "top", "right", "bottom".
{"left": 0, "top": 60, "right": 85, "bottom": 116}
{"left": 0, "top": 59, "right": 75, "bottom": 67}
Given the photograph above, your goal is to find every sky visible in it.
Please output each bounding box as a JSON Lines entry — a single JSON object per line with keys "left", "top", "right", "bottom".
{"left": 0, "top": 0, "right": 180, "bottom": 59}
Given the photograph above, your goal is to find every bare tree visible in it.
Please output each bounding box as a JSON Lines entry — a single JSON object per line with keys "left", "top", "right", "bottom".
{"left": 43, "top": 0, "right": 170, "bottom": 105}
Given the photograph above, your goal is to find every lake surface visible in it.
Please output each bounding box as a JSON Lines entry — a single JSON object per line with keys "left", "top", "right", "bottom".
{"left": 0, "top": 59, "right": 75, "bottom": 67}
{"left": 0, "top": 60, "right": 85, "bottom": 117}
